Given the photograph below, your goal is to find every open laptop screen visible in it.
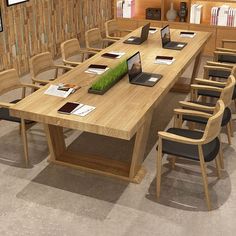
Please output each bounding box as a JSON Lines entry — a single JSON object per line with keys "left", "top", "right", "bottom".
{"left": 127, "top": 52, "right": 142, "bottom": 81}
{"left": 161, "top": 25, "right": 171, "bottom": 47}
{"left": 141, "top": 23, "right": 150, "bottom": 41}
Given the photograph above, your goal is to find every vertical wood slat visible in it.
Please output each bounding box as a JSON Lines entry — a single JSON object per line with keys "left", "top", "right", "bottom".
{"left": 0, "top": 0, "right": 114, "bottom": 75}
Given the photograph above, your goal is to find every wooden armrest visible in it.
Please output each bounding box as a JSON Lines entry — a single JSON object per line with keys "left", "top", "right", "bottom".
{"left": 107, "top": 36, "right": 121, "bottom": 40}
{"left": 191, "top": 84, "right": 223, "bottom": 92}
{"left": 158, "top": 131, "right": 202, "bottom": 145}
{"left": 174, "top": 108, "right": 212, "bottom": 119}
{"left": 79, "top": 49, "right": 97, "bottom": 55}
{"left": 103, "top": 38, "right": 117, "bottom": 43}
{"left": 222, "top": 39, "right": 236, "bottom": 44}
{"left": 179, "top": 101, "right": 215, "bottom": 112}
{"left": 21, "top": 83, "right": 41, "bottom": 89}
{"left": 195, "top": 78, "right": 227, "bottom": 87}
{"left": 216, "top": 47, "right": 236, "bottom": 53}
{"left": 63, "top": 60, "right": 82, "bottom": 67}
{"left": 214, "top": 50, "right": 236, "bottom": 57}
{"left": 121, "top": 29, "right": 133, "bottom": 33}
{"left": 55, "top": 64, "right": 73, "bottom": 70}
{"left": 206, "top": 61, "right": 234, "bottom": 69}
{"left": 204, "top": 65, "right": 232, "bottom": 73}
{"left": 0, "top": 101, "right": 14, "bottom": 108}
{"left": 87, "top": 47, "right": 102, "bottom": 52}
{"left": 31, "top": 77, "right": 50, "bottom": 85}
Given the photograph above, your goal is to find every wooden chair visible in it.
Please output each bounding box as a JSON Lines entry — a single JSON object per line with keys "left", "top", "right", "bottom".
{"left": 60, "top": 38, "right": 96, "bottom": 67}
{"left": 156, "top": 100, "right": 225, "bottom": 210}
{"left": 29, "top": 52, "right": 72, "bottom": 85}
{"left": 0, "top": 69, "right": 40, "bottom": 165}
{"left": 105, "top": 19, "right": 132, "bottom": 41}
{"left": 213, "top": 43, "right": 236, "bottom": 65}
{"left": 180, "top": 75, "right": 235, "bottom": 147}
{"left": 197, "top": 65, "right": 236, "bottom": 111}
{"left": 217, "top": 39, "right": 236, "bottom": 53}
{"left": 85, "top": 28, "right": 117, "bottom": 52}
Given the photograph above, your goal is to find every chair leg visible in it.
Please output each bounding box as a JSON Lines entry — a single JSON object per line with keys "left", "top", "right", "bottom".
{"left": 198, "top": 145, "right": 212, "bottom": 211}
{"left": 229, "top": 119, "right": 234, "bottom": 137}
{"left": 218, "top": 135, "right": 224, "bottom": 169}
{"left": 215, "top": 155, "right": 221, "bottom": 179}
{"left": 156, "top": 138, "right": 163, "bottom": 199}
{"left": 170, "top": 156, "right": 176, "bottom": 170}
{"left": 21, "top": 118, "right": 29, "bottom": 166}
{"left": 226, "top": 123, "right": 232, "bottom": 145}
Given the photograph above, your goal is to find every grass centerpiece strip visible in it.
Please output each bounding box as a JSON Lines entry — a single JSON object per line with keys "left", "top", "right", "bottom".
{"left": 88, "top": 60, "right": 128, "bottom": 95}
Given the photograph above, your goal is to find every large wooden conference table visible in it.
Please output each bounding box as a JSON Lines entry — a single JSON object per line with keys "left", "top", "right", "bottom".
{"left": 11, "top": 27, "right": 211, "bottom": 183}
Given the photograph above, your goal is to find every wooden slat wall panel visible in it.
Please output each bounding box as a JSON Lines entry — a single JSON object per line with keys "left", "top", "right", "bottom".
{"left": 0, "top": 0, "right": 114, "bottom": 75}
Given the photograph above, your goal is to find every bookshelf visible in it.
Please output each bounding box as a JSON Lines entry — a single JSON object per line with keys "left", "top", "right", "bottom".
{"left": 114, "top": 0, "right": 236, "bottom": 55}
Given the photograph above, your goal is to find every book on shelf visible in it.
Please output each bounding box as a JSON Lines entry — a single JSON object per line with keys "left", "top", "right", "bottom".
{"left": 117, "top": 0, "right": 135, "bottom": 18}
{"left": 190, "top": 4, "right": 203, "bottom": 24}
{"left": 211, "top": 5, "right": 236, "bottom": 27}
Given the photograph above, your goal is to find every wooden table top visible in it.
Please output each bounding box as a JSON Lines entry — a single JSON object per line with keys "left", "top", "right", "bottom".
{"left": 10, "top": 27, "right": 211, "bottom": 140}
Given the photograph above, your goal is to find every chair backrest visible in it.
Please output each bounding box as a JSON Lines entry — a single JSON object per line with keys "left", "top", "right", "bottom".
{"left": 85, "top": 28, "right": 103, "bottom": 48}
{"left": 202, "top": 100, "right": 225, "bottom": 143}
{"left": 29, "top": 52, "right": 55, "bottom": 78}
{"left": 231, "top": 65, "right": 236, "bottom": 77}
{"left": 61, "top": 38, "right": 81, "bottom": 62}
{"left": 105, "top": 20, "right": 118, "bottom": 38}
{"left": 220, "top": 75, "right": 236, "bottom": 107}
{"left": 0, "top": 69, "right": 22, "bottom": 96}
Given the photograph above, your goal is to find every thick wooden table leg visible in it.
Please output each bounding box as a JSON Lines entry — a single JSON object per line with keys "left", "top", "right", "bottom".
{"left": 129, "top": 112, "right": 153, "bottom": 183}
{"left": 171, "top": 50, "right": 203, "bottom": 93}
{"left": 44, "top": 124, "right": 66, "bottom": 161}
{"left": 190, "top": 51, "right": 203, "bottom": 85}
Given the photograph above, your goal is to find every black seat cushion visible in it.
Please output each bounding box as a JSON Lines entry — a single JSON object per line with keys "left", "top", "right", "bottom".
{"left": 208, "top": 69, "right": 231, "bottom": 79}
{"left": 183, "top": 106, "right": 231, "bottom": 127}
{"left": 0, "top": 99, "right": 33, "bottom": 124}
{"left": 157, "top": 128, "right": 220, "bottom": 162}
{"left": 218, "top": 55, "right": 236, "bottom": 64}
{"left": 198, "top": 86, "right": 236, "bottom": 100}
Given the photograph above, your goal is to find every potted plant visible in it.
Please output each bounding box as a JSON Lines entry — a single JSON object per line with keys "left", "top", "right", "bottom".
{"left": 88, "top": 60, "right": 128, "bottom": 95}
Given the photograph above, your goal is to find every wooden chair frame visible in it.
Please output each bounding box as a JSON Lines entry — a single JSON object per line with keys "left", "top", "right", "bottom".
{"left": 105, "top": 19, "right": 132, "bottom": 41}
{"left": 85, "top": 28, "right": 117, "bottom": 52}
{"left": 0, "top": 69, "right": 40, "bottom": 165}
{"left": 29, "top": 52, "right": 72, "bottom": 85}
{"left": 189, "top": 75, "right": 235, "bottom": 144}
{"left": 61, "top": 38, "right": 96, "bottom": 67}
{"left": 157, "top": 100, "right": 225, "bottom": 210}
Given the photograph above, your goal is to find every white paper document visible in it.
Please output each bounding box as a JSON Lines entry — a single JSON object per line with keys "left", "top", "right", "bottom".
{"left": 108, "top": 51, "right": 126, "bottom": 58}
{"left": 155, "top": 58, "right": 176, "bottom": 65}
{"left": 85, "top": 67, "right": 109, "bottom": 75}
{"left": 44, "top": 85, "right": 74, "bottom": 98}
{"left": 149, "top": 28, "right": 158, "bottom": 34}
{"left": 180, "top": 33, "right": 196, "bottom": 38}
{"left": 72, "top": 104, "right": 96, "bottom": 117}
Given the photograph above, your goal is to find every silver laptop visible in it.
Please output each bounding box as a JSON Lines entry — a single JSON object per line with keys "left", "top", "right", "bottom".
{"left": 161, "top": 25, "right": 187, "bottom": 50}
{"left": 127, "top": 52, "right": 162, "bottom": 87}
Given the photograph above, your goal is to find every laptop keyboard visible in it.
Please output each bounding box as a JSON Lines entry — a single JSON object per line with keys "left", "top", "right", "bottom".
{"left": 136, "top": 73, "right": 149, "bottom": 82}
{"left": 167, "top": 41, "right": 178, "bottom": 47}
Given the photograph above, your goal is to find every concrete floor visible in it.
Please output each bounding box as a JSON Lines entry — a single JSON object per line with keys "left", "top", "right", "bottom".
{"left": 0, "top": 56, "right": 236, "bottom": 236}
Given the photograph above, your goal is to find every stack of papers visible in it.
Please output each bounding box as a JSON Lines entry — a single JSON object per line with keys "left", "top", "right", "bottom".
{"left": 155, "top": 58, "right": 175, "bottom": 65}
{"left": 85, "top": 67, "right": 109, "bottom": 75}
{"left": 180, "top": 33, "right": 196, "bottom": 38}
{"left": 149, "top": 28, "right": 158, "bottom": 34}
{"left": 72, "top": 104, "right": 96, "bottom": 117}
{"left": 107, "top": 51, "right": 126, "bottom": 58}
{"left": 44, "top": 84, "right": 77, "bottom": 98}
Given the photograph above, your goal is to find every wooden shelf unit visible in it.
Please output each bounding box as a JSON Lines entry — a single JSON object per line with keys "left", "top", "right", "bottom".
{"left": 114, "top": 0, "right": 236, "bottom": 55}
